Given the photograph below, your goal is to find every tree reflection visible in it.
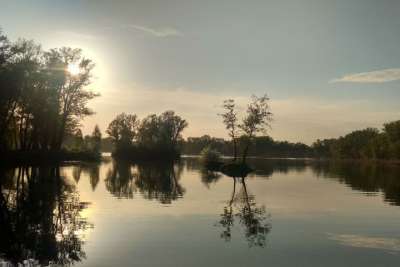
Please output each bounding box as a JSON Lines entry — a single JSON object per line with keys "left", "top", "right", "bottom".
{"left": 200, "top": 168, "right": 222, "bottom": 189}
{"left": 105, "top": 160, "right": 136, "bottom": 198}
{"left": 0, "top": 166, "right": 91, "bottom": 266}
{"left": 311, "top": 161, "right": 400, "bottom": 206}
{"left": 105, "top": 160, "right": 185, "bottom": 203}
{"left": 70, "top": 163, "right": 100, "bottom": 191}
{"left": 216, "top": 176, "right": 271, "bottom": 247}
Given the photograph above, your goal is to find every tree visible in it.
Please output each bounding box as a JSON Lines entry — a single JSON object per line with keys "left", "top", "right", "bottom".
{"left": 383, "top": 120, "right": 400, "bottom": 158}
{"left": 136, "top": 111, "right": 188, "bottom": 150}
{"left": 106, "top": 113, "right": 139, "bottom": 147}
{"left": 91, "top": 125, "right": 102, "bottom": 153}
{"left": 239, "top": 94, "right": 272, "bottom": 163}
{"left": 158, "top": 110, "right": 188, "bottom": 148}
{"left": 44, "top": 47, "right": 99, "bottom": 150}
{"left": 220, "top": 99, "right": 239, "bottom": 161}
{"left": 0, "top": 30, "right": 98, "bottom": 153}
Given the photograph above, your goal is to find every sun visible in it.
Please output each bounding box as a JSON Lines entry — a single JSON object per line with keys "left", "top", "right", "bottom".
{"left": 67, "top": 63, "right": 81, "bottom": 75}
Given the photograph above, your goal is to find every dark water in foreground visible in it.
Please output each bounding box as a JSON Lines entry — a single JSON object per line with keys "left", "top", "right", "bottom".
{"left": 1, "top": 158, "right": 400, "bottom": 266}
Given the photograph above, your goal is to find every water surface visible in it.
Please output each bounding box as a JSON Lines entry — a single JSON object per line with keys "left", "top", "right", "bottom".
{"left": 1, "top": 158, "right": 400, "bottom": 266}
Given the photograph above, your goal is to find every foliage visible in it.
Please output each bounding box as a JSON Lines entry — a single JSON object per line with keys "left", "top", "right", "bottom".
{"left": 0, "top": 31, "right": 98, "bottom": 153}
{"left": 218, "top": 95, "right": 273, "bottom": 163}
{"left": 200, "top": 146, "right": 222, "bottom": 166}
{"left": 312, "top": 120, "right": 400, "bottom": 160}
{"left": 219, "top": 99, "right": 239, "bottom": 161}
{"left": 107, "top": 111, "right": 188, "bottom": 160}
{"left": 182, "top": 135, "right": 313, "bottom": 158}
{"left": 106, "top": 113, "right": 139, "bottom": 147}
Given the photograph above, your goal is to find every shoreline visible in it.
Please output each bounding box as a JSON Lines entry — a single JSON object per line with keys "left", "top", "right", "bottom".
{"left": 182, "top": 154, "right": 400, "bottom": 165}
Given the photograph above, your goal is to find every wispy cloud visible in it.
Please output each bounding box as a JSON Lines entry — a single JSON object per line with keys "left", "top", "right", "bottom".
{"left": 55, "top": 30, "right": 98, "bottom": 40}
{"left": 331, "top": 68, "right": 400, "bottom": 83}
{"left": 327, "top": 233, "right": 400, "bottom": 252}
{"left": 123, "top": 24, "right": 183, "bottom": 37}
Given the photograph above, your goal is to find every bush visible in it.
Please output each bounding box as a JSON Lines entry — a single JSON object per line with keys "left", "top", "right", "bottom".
{"left": 200, "top": 146, "right": 222, "bottom": 168}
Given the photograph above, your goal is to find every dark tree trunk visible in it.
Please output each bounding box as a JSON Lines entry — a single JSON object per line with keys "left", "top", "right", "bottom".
{"left": 233, "top": 138, "right": 237, "bottom": 162}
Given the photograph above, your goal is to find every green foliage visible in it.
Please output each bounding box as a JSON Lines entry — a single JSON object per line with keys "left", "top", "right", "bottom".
{"left": 219, "top": 99, "right": 239, "bottom": 160}
{"left": 312, "top": 120, "right": 400, "bottom": 160}
{"left": 107, "top": 110, "right": 188, "bottom": 160}
{"left": 219, "top": 94, "right": 272, "bottom": 163}
{"left": 200, "top": 146, "right": 222, "bottom": 165}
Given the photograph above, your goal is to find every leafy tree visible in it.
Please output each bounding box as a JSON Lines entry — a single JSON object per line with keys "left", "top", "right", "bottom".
{"left": 383, "top": 120, "right": 400, "bottom": 158}
{"left": 0, "top": 31, "right": 98, "bottom": 154}
{"left": 136, "top": 111, "right": 188, "bottom": 151}
{"left": 107, "top": 111, "right": 188, "bottom": 159}
{"left": 220, "top": 99, "right": 239, "bottom": 161}
{"left": 158, "top": 110, "right": 188, "bottom": 148}
{"left": 44, "top": 47, "right": 98, "bottom": 150}
{"left": 239, "top": 94, "right": 272, "bottom": 163}
{"left": 106, "top": 113, "right": 139, "bottom": 147}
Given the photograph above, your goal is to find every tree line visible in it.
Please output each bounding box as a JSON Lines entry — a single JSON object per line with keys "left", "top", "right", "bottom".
{"left": 0, "top": 29, "right": 100, "bottom": 156}
{"left": 182, "top": 120, "right": 400, "bottom": 161}
{"left": 182, "top": 135, "right": 313, "bottom": 158}
{"left": 312, "top": 120, "right": 400, "bottom": 160}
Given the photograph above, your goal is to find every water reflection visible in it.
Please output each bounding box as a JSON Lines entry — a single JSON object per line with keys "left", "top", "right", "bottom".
{"left": 1, "top": 158, "right": 400, "bottom": 266}
{"left": 71, "top": 163, "right": 100, "bottom": 191}
{"left": 238, "top": 159, "right": 400, "bottom": 207}
{"left": 216, "top": 175, "right": 271, "bottom": 247}
{"left": 0, "top": 166, "right": 91, "bottom": 266}
{"left": 105, "top": 160, "right": 185, "bottom": 203}
{"left": 311, "top": 161, "right": 400, "bottom": 206}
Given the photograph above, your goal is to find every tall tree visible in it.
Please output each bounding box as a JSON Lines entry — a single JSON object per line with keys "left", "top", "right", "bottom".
{"left": 239, "top": 94, "right": 272, "bottom": 163}
{"left": 44, "top": 47, "right": 98, "bottom": 150}
{"left": 220, "top": 99, "right": 239, "bottom": 161}
{"left": 92, "top": 125, "right": 102, "bottom": 153}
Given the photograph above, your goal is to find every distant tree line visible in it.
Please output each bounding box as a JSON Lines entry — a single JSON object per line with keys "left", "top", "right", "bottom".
{"left": 0, "top": 30, "right": 100, "bottom": 158}
{"left": 312, "top": 120, "right": 400, "bottom": 160}
{"left": 183, "top": 120, "right": 400, "bottom": 161}
{"left": 181, "top": 135, "right": 313, "bottom": 158}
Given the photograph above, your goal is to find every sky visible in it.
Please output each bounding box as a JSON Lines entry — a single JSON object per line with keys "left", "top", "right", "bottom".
{"left": 1, "top": 0, "right": 399, "bottom": 144}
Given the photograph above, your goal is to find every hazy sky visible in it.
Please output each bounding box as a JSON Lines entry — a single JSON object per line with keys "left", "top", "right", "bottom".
{"left": 1, "top": 0, "right": 399, "bottom": 144}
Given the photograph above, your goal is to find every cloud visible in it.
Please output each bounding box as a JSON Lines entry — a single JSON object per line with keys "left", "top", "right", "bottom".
{"left": 123, "top": 24, "right": 182, "bottom": 37}
{"left": 331, "top": 68, "right": 400, "bottom": 83}
{"left": 327, "top": 233, "right": 400, "bottom": 252}
{"left": 55, "top": 31, "right": 98, "bottom": 40}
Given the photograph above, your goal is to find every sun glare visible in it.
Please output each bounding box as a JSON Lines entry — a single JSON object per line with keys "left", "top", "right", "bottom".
{"left": 67, "top": 63, "right": 81, "bottom": 75}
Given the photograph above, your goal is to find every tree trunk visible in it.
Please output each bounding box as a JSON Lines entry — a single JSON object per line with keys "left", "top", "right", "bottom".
{"left": 233, "top": 138, "right": 237, "bottom": 162}
{"left": 242, "top": 142, "right": 250, "bottom": 164}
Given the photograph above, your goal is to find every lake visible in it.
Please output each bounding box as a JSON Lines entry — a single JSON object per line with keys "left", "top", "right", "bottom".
{"left": 1, "top": 158, "right": 400, "bottom": 266}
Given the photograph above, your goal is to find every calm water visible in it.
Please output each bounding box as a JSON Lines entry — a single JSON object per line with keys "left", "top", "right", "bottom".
{"left": 1, "top": 158, "right": 400, "bottom": 266}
